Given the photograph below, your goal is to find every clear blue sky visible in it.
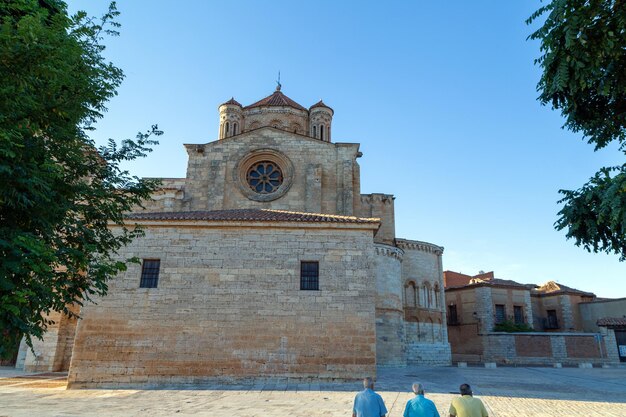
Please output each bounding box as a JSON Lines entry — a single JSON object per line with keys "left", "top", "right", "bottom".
{"left": 67, "top": 1, "right": 625, "bottom": 298}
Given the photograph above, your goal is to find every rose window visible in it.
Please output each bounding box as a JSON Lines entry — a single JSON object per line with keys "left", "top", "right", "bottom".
{"left": 246, "top": 161, "right": 283, "bottom": 194}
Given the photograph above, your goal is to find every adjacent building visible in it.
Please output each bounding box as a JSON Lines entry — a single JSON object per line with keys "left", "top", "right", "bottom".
{"left": 444, "top": 270, "right": 624, "bottom": 365}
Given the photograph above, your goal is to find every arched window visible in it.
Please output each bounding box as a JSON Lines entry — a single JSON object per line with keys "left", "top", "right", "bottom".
{"left": 434, "top": 284, "right": 440, "bottom": 308}
{"left": 320, "top": 124, "right": 325, "bottom": 140}
{"left": 422, "top": 284, "right": 431, "bottom": 308}
{"left": 233, "top": 122, "right": 238, "bottom": 135}
{"left": 313, "top": 125, "right": 317, "bottom": 138}
{"left": 327, "top": 125, "right": 331, "bottom": 141}
{"left": 225, "top": 122, "right": 230, "bottom": 136}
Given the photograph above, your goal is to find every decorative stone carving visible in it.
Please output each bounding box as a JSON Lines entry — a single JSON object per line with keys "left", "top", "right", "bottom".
{"left": 233, "top": 149, "right": 294, "bottom": 202}
{"left": 374, "top": 243, "right": 404, "bottom": 261}
{"left": 396, "top": 238, "right": 444, "bottom": 255}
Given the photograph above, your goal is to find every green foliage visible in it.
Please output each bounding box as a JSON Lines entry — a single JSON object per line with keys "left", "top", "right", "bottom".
{"left": 556, "top": 165, "right": 626, "bottom": 260}
{"left": 0, "top": 1, "right": 161, "bottom": 358}
{"left": 528, "top": 1, "right": 626, "bottom": 259}
{"left": 493, "top": 320, "right": 534, "bottom": 333}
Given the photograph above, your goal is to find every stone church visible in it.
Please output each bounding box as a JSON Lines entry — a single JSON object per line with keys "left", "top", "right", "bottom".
{"left": 18, "top": 85, "right": 451, "bottom": 387}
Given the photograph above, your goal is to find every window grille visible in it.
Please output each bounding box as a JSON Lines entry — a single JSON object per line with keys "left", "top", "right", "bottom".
{"left": 300, "top": 261, "right": 319, "bottom": 290}
{"left": 140, "top": 259, "right": 160, "bottom": 288}
{"left": 494, "top": 304, "right": 506, "bottom": 324}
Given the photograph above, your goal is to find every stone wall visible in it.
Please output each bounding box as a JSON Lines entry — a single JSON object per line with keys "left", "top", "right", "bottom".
{"left": 180, "top": 129, "right": 361, "bottom": 216}
{"left": 373, "top": 244, "right": 404, "bottom": 366}
{"left": 358, "top": 194, "right": 395, "bottom": 244}
{"left": 396, "top": 239, "right": 450, "bottom": 365}
{"left": 18, "top": 303, "right": 79, "bottom": 372}
{"left": 68, "top": 221, "right": 378, "bottom": 388}
{"left": 481, "top": 332, "right": 615, "bottom": 365}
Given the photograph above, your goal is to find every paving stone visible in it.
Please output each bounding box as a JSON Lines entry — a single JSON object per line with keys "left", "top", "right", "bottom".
{"left": 1, "top": 366, "right": 626, "bottom": 416}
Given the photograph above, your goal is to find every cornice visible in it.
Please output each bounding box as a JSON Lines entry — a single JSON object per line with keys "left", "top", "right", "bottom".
{"left": 395, "top": 238, "right": 444, "bottom": 255}
{"left": 374, "top": 243, "right": 404, "bottom": 261}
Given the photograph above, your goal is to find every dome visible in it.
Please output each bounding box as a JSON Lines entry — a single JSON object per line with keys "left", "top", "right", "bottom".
{"left": 244, "top": 87, "right": 307, "bottom": 112}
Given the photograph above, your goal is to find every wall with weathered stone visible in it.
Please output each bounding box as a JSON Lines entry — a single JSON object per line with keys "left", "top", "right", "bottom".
{"left": 373, "top": 244, "right": 404, "bottom": 366}
{"left": 68, "top": 221, "right": 378, "bottom": 388}
{"left": 358, "top": 194, "right": 395, "bottom": 244}
{"left": 243, "top": 107, "right": 310, "bottom": 136}
{"left": 181, "top": 129, "right": 361, "bottom": 216}
{"left": 396, "top": 239, "right": 450, "bottom": 365}
{"left": 19, "top": 303, "right": 79, "bottom": 372}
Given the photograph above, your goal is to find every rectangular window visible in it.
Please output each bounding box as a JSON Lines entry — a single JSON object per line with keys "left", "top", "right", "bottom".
{"left": 448, "top": 304, "right": 459, "bottom": 325}
{"left": 495, "top": 304, "right": 506, "bottom": 324}
{"left": 300, "top": 261, "right": 319, "bottom": 291}
{"left": 546, "top": 309, "right": 559, "bottom": 329}
{"left": 514, "top": 306, "right": 524, "bottom": 324}
{"left": 140, "top": 259, "right": 160, "bottom": 288}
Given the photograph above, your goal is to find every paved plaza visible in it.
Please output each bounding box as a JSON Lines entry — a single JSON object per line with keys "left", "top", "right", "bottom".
{"left": 1, "top": 365, "right": 625, "bottom": 416}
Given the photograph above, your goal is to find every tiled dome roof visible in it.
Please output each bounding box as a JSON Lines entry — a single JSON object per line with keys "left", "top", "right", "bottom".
{"left": 244, "top": 88, "right": 307, "bottom": 111}
{"left": 220, "top": 97, "right": 242, "bottom": 107}
{"left": 309, "top": 100, "right": 334, "bottom": 114}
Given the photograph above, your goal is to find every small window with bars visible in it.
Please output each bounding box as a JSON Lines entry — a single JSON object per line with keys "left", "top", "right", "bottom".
{"left": 300, "top": 261, "right": 319, "bottom": 291}
{"left": 495, "top": 304, "right": 506, "bottom": 324}
{"left": 140, "top": 259, "right": 160, "bottom": 288}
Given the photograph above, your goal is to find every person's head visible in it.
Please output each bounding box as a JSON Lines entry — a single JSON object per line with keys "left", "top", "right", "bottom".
{"left": 412, "top": 382, "right": 424, "bottom": 395}
{"left": 363, "top": 377, "right": 374, "bottom": 389}
{"left": 459, "top": 383, "right": 472, "bottom": 396}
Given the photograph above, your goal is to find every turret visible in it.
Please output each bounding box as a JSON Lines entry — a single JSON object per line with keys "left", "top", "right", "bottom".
{"left": 218, "top": 98, "right": 243, "bottom": 139}
{"left": 309, "top": 100, "right": 334, "bottom": 142}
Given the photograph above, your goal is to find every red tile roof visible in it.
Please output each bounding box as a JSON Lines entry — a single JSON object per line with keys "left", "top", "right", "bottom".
{"left": 597, "top": 317, "right": 626, "bottom": 327}
{"left": 220, "top": 97, "right": 242, "bottom": 107}
{"left": 310, "top": 100, "right": 334, "bottom": 114}
{"left": 244, "top": 90, "right": 307, "bottom": 111}
{"left": 126, "top": 209, "right": 380, "bottom": 224}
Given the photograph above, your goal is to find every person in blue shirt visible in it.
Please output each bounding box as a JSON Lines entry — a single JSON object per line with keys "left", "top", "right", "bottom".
{"left": 403, "top": 382, "right": 440, "bottom": 417}
{"left": 353, "top": 377, "right": 388, "bottom": 417}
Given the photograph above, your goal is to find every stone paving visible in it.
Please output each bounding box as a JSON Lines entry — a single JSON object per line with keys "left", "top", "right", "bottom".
{"left": 0, "top": 365, "right": 625, "bottom": 416}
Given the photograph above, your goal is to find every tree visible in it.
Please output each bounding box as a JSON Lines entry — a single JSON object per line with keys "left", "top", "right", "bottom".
{"left": 0, "top": 0, "right": 161, "bottom": 359}
{"left": 528, "top": 0, "right": 626, "bottom": 260}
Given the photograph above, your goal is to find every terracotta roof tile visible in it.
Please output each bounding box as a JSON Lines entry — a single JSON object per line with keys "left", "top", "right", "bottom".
{"left": 309, "top": 100, "right": 334, "bottom": 114}
{"left": 126, "top": 209, "right": 380, "bottom": 224}
{"left": 597, "top": 317, "right": 626, "bottom": 327}
{"left": 220, "top": 97, "right": 242, "bottom": 107}
{"left": 244, "top": 90, "right": 307, "bottom": 111}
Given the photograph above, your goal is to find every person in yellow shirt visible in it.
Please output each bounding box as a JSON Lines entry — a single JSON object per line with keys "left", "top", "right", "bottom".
{"left": 448, "top": 384, "right": 488, "bottom": 417}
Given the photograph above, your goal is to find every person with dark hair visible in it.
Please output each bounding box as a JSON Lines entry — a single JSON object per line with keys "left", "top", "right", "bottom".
{"left": 403, "top": 382, "right": 440, "bottom": 417}
{"left": 448, "top": 384, "right": 488, "bottom": 417}
{"left": 353, "top": 377, "right": 388, "bottom": 417}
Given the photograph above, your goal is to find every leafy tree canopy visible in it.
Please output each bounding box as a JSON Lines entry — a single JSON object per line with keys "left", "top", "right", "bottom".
{"left": 0, "top": 0, "right": 161, "bottom": 358}
{"left": 528, "top": 0, "right": 626, "bottom": 259}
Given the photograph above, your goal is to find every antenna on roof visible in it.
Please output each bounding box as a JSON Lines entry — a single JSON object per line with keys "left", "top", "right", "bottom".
{"left": 276, "top": 71, "right": 281, "bottom": 91}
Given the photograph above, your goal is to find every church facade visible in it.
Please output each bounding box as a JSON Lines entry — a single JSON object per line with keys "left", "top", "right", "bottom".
{"left": 19, "top": 86, "right": 451, "bottom": 387}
